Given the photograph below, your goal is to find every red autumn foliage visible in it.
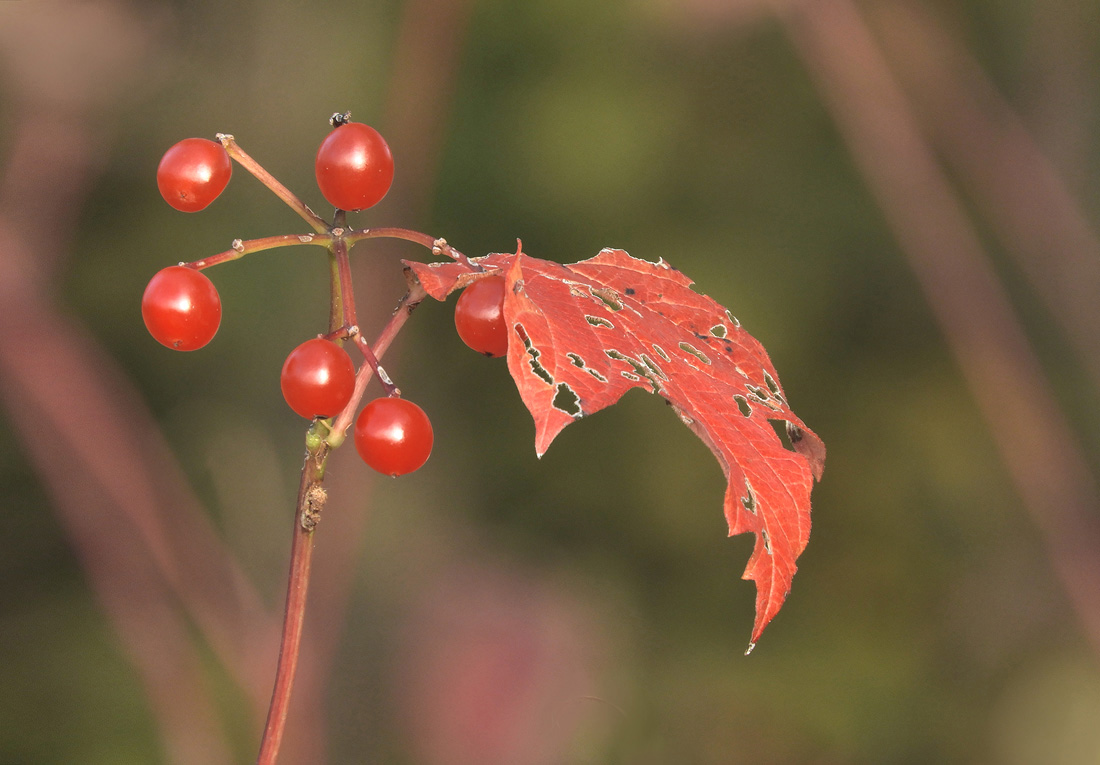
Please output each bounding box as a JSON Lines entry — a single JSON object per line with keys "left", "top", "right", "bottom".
{"left": 408, "top": 245, "right": 825, "bottom": 645}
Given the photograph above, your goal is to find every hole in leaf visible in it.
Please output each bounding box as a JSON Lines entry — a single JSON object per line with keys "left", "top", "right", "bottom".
{"left": 621, "top": 371, "right": 641, "bottom": 382}
{"left": 515, "top": 323, "right": 553, "bottom": 386}
{"left": 734, "top": 395, "right": 752, "bottom": 417}
{"left": 679, "top": 342, "right": 711, "bottom": 365}
{"left": 591, "top": 287, "right": 623, "bottom": 312}
{"left": 652, "top": 344, "right": 670, "bottom": 362}
{"left": 764, "top": 372, "right": 780, "bottom": 396}
{"left": 586, "top": 315, "right": 614, "bottom": 329}
{"left": 748, "top": 385, "right": 780, "bottom": 411}
{"left": 725, "top": 310, "right": 740, "bottom": 328}
{"left": 640, "top": 354, "right": 666, "bottom": 380}
{"left": 769, "top": 419, "right": 796, "bottom": 451}
{"left": 710, "top": 324, "right": 727, "bottom": 338}
{"left": 607, "top": 350, "right": 660, "bottom": 393}
{"left": 588, "top": 369, "right": 608, "bottom": 383}
{"left": 761, "top": 528, "right": 773, "bottom": 555}
{"left": 564, "top": 280, "right": 587, "bottom": 298}
{"left": 741, "top": 482, "right": 757, "bottom": 514}
{"left": 553, "top": 382, "right": 582, "bottom": 418}
{"left": 567, "top": 353, "right": 585, "bottom": 368}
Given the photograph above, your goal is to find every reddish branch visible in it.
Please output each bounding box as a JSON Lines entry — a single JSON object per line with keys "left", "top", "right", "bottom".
{"left": 867, "top": 2, "right": 1100, "bottom": 391}
{"left": 0, "top": 74, "right": 246, "bottom": 765}
{"left": 220, "top": 134, "right": 329, "bottom": 234}
{"left": 780, "top": 0, "right": 1100, "bottom": 654}
{"left": 256, "top": 445, "right": 327, "bottom": 765}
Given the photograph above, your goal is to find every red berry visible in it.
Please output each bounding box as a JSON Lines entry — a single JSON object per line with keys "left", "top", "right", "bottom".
{"left": 280, "top": 338, "right": 357, "bottom": 419}
{"left": 157, "top": 138, "right": 232, "bottom": 212}
{"left": 454, "top": 275, "right": 508, "bottom": 357}
{"left": 315, "top": 122, "right": 394, "bottom": 211}
{"left": 141, "top": 266, "right": 221, "bottom": 351}
{"left": 354, "top": 397, "right": 433, "bottom": 477}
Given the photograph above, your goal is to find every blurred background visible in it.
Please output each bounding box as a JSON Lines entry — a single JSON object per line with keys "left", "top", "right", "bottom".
{"left": 2, "top": 0, "right": 1100, "bottom": 762}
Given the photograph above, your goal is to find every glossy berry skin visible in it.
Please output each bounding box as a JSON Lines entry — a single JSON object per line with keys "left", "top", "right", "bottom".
{"left": 454, "top": 275, "right": 508, "bottom": 357}
{"left": 157, "top": 138, "right": 232, "bottom": 212}
{"left": 280, "top": 338, "right": 357, "bottom": 419}
{"left": 354, "top": 397, "right": 433, "bottom": 477}
{"left": 315, "top": 122, "right": 394, "bottom": 211}
{"left": 141, "top": 266, "right": 221, "bottom": 351}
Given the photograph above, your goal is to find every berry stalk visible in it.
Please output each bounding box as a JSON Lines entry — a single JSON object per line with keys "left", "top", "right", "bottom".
{"left": 345, "top": 228, "right": 478, "bottom": 269}
{"left": 330, "top": 234, "right": 399, "bottom": 398}
{"left": 327, "top": 275, "right": 427, "bottom": 449}
{"left": 218, "top": 134, "right": 329, "bottom": 234}
{"left": 189, "top": 233, "right": 332, "bottom": 270}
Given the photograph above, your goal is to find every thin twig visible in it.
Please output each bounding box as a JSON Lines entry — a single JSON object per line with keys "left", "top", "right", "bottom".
{"left": 331, "top": 236, "right": 399, "bottom": 397}
{"left": 219, "top": 134, "right": 330, "bottom": 234}
{"left": 189, "top": 233, "right": 332, "bottom": 270}
{"left": 345, "top": 226, "right": 470, "bottom": 262}
{"left": 328, "top": 277, "right": 428, "bottom": 448}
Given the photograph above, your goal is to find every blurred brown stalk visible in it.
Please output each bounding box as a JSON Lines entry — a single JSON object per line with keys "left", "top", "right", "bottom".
{"left": 777, "top": 0, "right": 1100, "bottom": 652}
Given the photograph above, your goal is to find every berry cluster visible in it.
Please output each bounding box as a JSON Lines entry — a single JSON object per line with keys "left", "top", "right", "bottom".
{"left": 143, "top": 114, "right": 506, "bottom": 477}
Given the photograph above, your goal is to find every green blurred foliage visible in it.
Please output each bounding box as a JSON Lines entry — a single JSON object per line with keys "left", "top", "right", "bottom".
{"left": 3, "top": 0, "right": 1100, "bottom": 762}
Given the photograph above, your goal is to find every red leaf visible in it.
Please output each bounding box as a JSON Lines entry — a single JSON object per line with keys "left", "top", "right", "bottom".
{"left": 407, "top": 245, "right": 825, "bottom": 647}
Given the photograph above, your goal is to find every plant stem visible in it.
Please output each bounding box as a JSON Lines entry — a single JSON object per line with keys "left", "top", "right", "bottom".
{"left": 253, "top": 284, "right": 427, "bottom": 759}
{"left": 218, "top": 134, "right": 330, "bottom": 235}
{"left": 254, "top": 249, "right": 426, "bottom": 764}
{"left": 255, "top": 440, "right": 328, "bottom": 765}
{"left": 330, "top": 236, "right": 399, "bottom": 397}
{"left": 327, "top": 250, "right": 344, "bottom": 341}
{"left": 189, "top": 233, "right": 332, "bottom": 270}
{"left": 331, "top": 237, "right": 360, "bottom": 330}
{"left": 345, "top": 227, "right": 476, "bottom": 266}
{"left": 253, "top": 230, "right": 432, "bottom": 763}
{"left": 327, "top": 277, "right": 428, "bottom": 448}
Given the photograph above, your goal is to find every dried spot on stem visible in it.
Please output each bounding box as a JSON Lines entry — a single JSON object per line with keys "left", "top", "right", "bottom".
{"left": 301, "top": 485, "right": 327, "bottom": 531}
